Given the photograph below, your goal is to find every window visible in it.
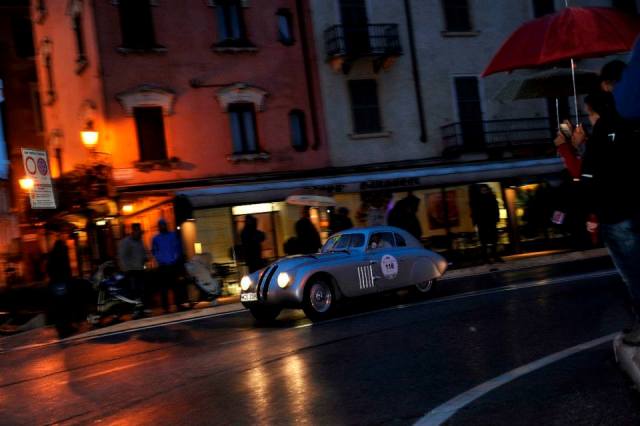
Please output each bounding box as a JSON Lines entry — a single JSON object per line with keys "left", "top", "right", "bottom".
{"left": 442, "top": 0, "right": 472, "bottom": 32}
{"left": 289, "top": 110, "right": 307, "bottom": 151}
{"left": 12, "top": 16, "right": 35, "bottom": 58}
{"left": 276, "top": 8, "right": 294, "bottom": 45}
{"left": 532, "top": 0, "right": 554, "bottom": 17}
{"left": 612, "top": 0, "right": 638, "bottom": 15}
{"left": 30, "top": 83, "right": 44, "bottom": 133}
{"left": 215, "top": 0, "right": 249, "bottom": 46}
{"left": 69, "top": 1, "right": 88, "bottom": 71}
{"left": 394, "top": 233, "right": 407, "bottom": 247}
{"left": 454, "top": 76, "right": 485, "bottom": 150}
{"left": 229, "top": 103, "right": 259, "bottom": 154}
{"left": 368, "top": 232, "right": 395, "bottom": 249}
{"left": 348, "top": 79, "right": 382, "bottom": 134}
{"left": 133, "top": 107, "right": 168, "bottom": 161}
{"left": 119, "top": 0, "right": 157, "bottom": 50}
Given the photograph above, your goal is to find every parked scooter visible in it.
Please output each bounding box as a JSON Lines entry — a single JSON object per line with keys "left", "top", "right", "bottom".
{"left": 87, "top": 261, "right": 142, "bottom": 326}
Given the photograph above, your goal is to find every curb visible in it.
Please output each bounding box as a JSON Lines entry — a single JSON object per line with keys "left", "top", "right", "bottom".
{"left": 613, "top": 334, "right": 640, "bottom": 389}
{"left": 442, "top": 248, "right": 609, "bottom": 280}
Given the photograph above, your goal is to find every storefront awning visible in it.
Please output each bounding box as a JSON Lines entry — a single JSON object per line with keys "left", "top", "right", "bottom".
{"left": 178, "top": 158, "right": 563, "bottom": 208}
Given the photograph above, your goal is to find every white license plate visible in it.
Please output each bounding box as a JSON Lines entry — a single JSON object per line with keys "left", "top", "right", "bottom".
{"left": 241, "top": 293, "right": 257, "bottom": 302}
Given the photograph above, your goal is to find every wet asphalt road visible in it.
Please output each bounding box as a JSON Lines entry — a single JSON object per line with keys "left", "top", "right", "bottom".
{"left": 1, "top": 258, "right": 639, "bottom": 426}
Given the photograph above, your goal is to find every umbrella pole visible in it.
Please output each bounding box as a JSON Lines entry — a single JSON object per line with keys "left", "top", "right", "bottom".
{"left": 555, "top": 98, "right": 561, "bottom": 128}
{"left": 570, "top": 58, "right": 579, "bottom": 125}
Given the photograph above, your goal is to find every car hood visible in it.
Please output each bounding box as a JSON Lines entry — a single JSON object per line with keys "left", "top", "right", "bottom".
{"left": 270, "top": 252, "right": 349, "bottom": 272}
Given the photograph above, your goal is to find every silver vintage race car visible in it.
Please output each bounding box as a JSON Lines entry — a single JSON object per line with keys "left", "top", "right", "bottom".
{"left": 240, "top": 226, "right": 448, "bottom": 322}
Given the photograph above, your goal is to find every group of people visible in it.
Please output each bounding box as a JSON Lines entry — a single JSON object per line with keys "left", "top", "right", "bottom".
{"left": 553, "top": 39, "right": 640, "bottom": 345}
{"left": 117, "top": 219, "right": 188, "bottom": 315}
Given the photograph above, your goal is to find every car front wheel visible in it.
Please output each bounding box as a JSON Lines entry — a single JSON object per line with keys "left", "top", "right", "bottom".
{"left": 249, "top": 305, "right": 281, "bottom": 322}
{"left": 302, "top": 278, "right": 335, "bottom": 321}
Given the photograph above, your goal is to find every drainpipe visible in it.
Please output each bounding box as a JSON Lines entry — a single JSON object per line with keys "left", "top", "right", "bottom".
{"left": 403, "top": 0, "right": 427, "bottom": 143}
{"left": 296, "top": 0, "right": 322, "bottom": 150}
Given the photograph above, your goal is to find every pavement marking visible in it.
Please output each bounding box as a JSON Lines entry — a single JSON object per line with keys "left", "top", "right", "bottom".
{"left": 414, "top": 332, "right": 618, "bottom": 426}
{"left": 0, "top": 269, "right": 618, "bottom": 353}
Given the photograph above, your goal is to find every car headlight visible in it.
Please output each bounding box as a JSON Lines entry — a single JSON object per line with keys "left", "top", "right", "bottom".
{"left": 240, "top": 275, "right": 252, "bottom": 291}
{"left": 277, "top": 272, "right": 291, "bottom": 288}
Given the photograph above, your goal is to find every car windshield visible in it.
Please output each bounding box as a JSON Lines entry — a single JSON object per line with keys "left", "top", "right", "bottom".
{"left": 321, "top": 233, "right": 365, "bottom": 252}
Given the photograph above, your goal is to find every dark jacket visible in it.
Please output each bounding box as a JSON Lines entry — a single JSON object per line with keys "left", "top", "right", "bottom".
{"left": 47, "top": 240, "right": 72, "bottom": 284}
{"left": 580, "top": 115, "right": 640, "bottom": 224}
{"left": 295, "top": 217, "right": 321, "bottom": 254}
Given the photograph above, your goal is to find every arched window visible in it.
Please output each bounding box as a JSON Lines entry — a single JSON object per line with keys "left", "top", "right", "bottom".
{"left": 289, "top": 110, "right": 308, "bottom": 151}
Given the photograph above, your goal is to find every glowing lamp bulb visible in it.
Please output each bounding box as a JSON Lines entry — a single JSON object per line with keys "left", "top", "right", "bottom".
{"left": 19, "top": 178, "right": 34, "bottom": 191}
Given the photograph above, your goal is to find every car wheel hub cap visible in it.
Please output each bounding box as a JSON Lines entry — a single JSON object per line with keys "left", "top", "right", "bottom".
{"left": 310, "top": 283, "right": 332, "bottom": 313}
{"left": 417, "top": 280, "right": 433, "bottom": 293}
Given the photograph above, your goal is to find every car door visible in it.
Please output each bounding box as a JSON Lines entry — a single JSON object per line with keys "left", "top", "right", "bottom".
{"left": 390, "top": 232, "right": 414, "bottom": 288}
{"left": 364, "top": 232, "right": 400, "bottom": 292}
{"left": 326, "top": 233, "right": 376, "bottom": 298}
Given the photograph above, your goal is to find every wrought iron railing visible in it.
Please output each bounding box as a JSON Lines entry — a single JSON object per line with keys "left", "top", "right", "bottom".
{"left": 441, "top": 117, "right": 590, "bottom": 153}
{"left": 324, "top": 24, "right": 402, "bottom": 58}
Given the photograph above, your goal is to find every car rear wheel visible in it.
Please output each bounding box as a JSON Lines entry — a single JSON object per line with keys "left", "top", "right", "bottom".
{"left": 303, "top": 278, "right": 335, "bottom": 322}
{"left": 413, "top": 279, "right": 437, "bottom": 297}
{"left": 249, "top": 306, "right": 281, "bottom": 322}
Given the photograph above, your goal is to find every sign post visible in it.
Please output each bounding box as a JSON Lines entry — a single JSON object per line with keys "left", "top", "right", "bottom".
{"left": 21, "top": 148, "right": 56, "bottom": 209}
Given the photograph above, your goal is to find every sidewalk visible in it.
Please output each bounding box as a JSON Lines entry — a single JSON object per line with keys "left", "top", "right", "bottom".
{"left": 0, "top": 247, "right": 612, "bottom": 352}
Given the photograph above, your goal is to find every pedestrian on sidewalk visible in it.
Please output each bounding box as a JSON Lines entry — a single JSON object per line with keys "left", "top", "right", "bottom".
{"left": 241, "top": 214, "right": 265, "bottom": 273}
{"left": 295, "top": 207, "right": 322, "bottom": 254}
{"left": 117, "top": 223, "right": 148, "bottom": 314}
{"left": 152, "top": 219, "right": 188, "bottom": 312}
{"left": 46, "top": 236, "right": 74, "bottom": 337}
{"left": 555, "top": 90, "right": 640, "bottom": 345}
{"left": 470, "top": 184, "right": 503, "bottom": 264}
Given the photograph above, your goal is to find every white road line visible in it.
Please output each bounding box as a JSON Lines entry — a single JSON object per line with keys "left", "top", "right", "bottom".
{"left": 414, "top": 333, "right": 618, "bottom": 426}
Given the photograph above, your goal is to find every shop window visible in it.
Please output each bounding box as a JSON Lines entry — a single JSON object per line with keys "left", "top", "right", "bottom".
{"left": 229, "top": 103, "right": 259, "bottom": 154}
{"left": 276, "top": 8, "right": 294, "bottom": 46}
{"left": 214, "top": 0, "right": 252, "bottom": 47}
{"left": 289, "top": 109, "right": 308, "bottom": 151}
{"left": 348, "top": 79, "right": 382, "bottom": 134}
{"left": 133, "top": 106, "right": 168, "bottom": 161}
{"left": 118, "top": 0, "right": 158, "bottom": 50}
{"left": 442, "top": 0, "right": 472, "bottom": 32}
{"left": 12, "top": 16, "right": 35, "bottom": 58}
{"left": 612, "top": 0, "right": 638, "bottom": 15}
{"left": 532, "top": 0, "right": 554, "bottom": 17}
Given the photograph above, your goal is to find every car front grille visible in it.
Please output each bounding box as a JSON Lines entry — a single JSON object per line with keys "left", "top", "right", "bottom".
{"left": 257, "top": 264, "right": 278, "bottom": 301}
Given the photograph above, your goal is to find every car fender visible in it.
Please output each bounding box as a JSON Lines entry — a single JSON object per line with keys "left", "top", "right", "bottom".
{"left": 410, "top": 256, "right": 442, "bottom": 285}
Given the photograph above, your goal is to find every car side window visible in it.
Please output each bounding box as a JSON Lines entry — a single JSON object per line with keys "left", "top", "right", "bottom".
{"left": 334, "top": 235, "right": 351, "bottom": 249}
{"left": 348, "top": 233, "right": 364, "bottom": 248}
{"left": 368, "top": 232, "right": 395, "bottom": 250}
{"left": 322, "top": 235, "right": 340, "bottom": 252}
{"left": 394, "top": 233, "right": 407, "bottom": 247}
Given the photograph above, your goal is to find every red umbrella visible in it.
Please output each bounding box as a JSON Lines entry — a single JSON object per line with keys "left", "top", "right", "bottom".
{"left": 482, "top": 7, "right": 640, "bottom": 77}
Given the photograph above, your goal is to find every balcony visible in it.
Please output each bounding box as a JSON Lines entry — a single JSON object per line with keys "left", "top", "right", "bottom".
{"left": 324, "top": 24, "right": 402, "bottom": 73}
{"left": 440, "top": 117, "right": 561, "bottom": 158}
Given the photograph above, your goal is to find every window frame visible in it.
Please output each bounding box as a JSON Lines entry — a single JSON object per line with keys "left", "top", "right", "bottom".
{"left": 133, "top": 106, "right": 169, "bottom": 162}
{"left": 228, "top": 102, "right": 260, "bottom": 155}
{"left": 442, "top": 0, "right": 472, "bottom": 32}
{"left": 289, "top": 109, "right": 308, "bottom": 152}
{"left": 348, "top": 79, "right": 383, "bottom": 135}
{"left": 276, "top": 8, "right": 295, "bottom": 46}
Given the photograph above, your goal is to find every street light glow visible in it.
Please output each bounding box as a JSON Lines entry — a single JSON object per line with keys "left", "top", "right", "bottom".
{"left": 122, "top": 204, "right": 134, "bottom": 213}
{"left": 81, "top": 129, "right": 99, "bottom": 147}
{"left": 19, "top": 177, "right": 34, "bottom": 191}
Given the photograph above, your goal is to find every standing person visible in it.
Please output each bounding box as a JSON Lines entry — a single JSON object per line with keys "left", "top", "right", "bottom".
{"left": 46, "top": 236, "right": 74, "bottom": 337}
{"left": 388, "top": 195, "right": 422, "bottom": 239}
{"left": 556, "top": 91, "right": 640, "bottom": 345}
{"left": 295, "top": 207, "right": 322, "bottom": 254}
{"left": 241, "top": 215, "right": 266, "bottom": 273}
{"left": 117, "top": 223, "right": 148, "bottom": 314}
{"left": 329, "top": 207, "right": 354, "bottom": 235}
{"left": 152, "top": 219, "right": 188, "bottom": 312}
{"left": 470, "top": 185, "right": 503, "bottom": 264}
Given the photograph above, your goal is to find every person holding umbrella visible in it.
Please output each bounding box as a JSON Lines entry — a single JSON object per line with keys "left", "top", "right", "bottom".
{"left": 555, "top": 90, "right": 640, "bottom": 345}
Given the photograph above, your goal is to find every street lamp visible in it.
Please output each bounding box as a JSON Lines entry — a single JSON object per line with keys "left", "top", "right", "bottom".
{"left": 80, "top": 120, "right": 99, "bottom": 148}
